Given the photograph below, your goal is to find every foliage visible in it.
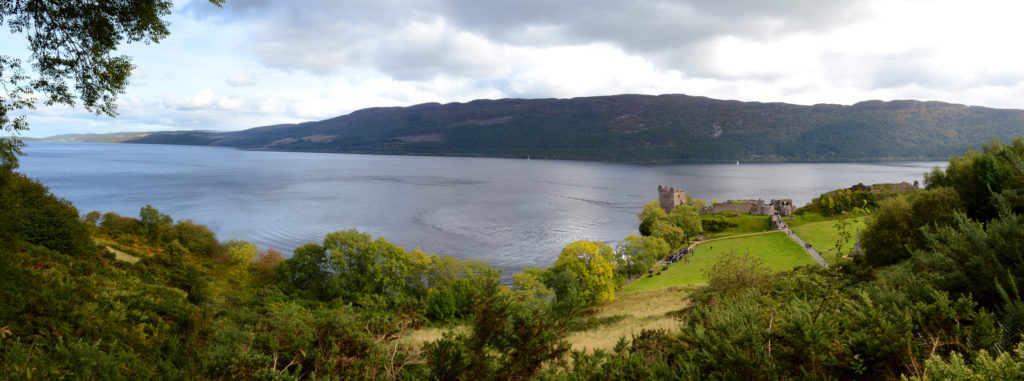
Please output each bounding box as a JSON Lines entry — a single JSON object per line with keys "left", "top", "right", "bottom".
{"left": 512, "top": 266, "right": 554, "bottom": 302}
{"left": 862, "top": 187, "right": 964, "bottom": 267}
{"left": 637, "top": 201, "right": 666, "bottom": 236}
{"left": 913, "top": 343, "right": 1024, "bottom": 380}
{"left": 0, "top": 169, "right": 93, "bottom": 256}
{"left": 925, "top": 137, "right": 1024, "bottom": 221}
{"left": 553, "top": 241, "right": 619, "bottom": 306}
{"left": 424, "top": 278, "right": 570, "bottom": 380}
{"left": 813, "top": 187, "right": 886, "bottom": 216}
{"left": 10, "top": 136, "right": 1024, "bottom": 379}
{"left": 614, "top": 234, "right": 669, "bottom": 280}
{"left": 703, "top": 251, "right": 776, "bottom": 298}
{"left": 701, "top": 216, "right": 738, "bottom": 232}
{"left": 667, "top": 204, "right": 703, "bottom": 241}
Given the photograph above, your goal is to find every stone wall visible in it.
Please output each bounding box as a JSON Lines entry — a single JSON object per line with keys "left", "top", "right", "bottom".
{"left": 699, "top": 199, "right": 766, "bottom": 215}
{"left": 770, "top": 199, "right": 794, "bottom": 216}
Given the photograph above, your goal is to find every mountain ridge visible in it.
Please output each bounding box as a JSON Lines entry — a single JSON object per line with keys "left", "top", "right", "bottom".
{"left": 86, "top": 93, "right": 1024, "bottom": 162}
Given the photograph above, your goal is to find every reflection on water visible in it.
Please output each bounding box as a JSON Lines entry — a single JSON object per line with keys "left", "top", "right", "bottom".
{"left": 20, "top": 142, "right": 944, "bottom": 276}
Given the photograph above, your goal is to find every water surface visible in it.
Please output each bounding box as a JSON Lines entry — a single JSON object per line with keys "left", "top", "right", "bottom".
{"left": 19, "top": 142, "right": 943, "bottom": 275}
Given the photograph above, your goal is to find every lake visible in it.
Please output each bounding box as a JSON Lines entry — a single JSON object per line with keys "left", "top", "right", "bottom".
{"left": 19, "top": 142, "right": 944, "bottom": 275}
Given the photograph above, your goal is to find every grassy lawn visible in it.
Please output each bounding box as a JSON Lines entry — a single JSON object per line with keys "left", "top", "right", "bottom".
{"left": 623, "top": 231, "right": 816, "bottom": 292}
{"left": 700, "top": 212, "right": 771, "bottom": 238}
{"left": 784, "top": 211, "right": 830, "bottom": 227}
{"left": 791, "top": 217, "right": 866, "bottom": 265}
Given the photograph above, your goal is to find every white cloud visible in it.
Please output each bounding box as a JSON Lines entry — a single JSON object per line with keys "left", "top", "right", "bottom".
{"left": 227, "top": 73, "right": 254, "bottom": 87}
{"left": 163, "top": 89, "right": 244, "bottom": 111}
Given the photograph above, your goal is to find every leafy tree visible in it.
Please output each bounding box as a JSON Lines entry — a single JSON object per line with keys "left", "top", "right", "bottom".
{"left": 276, "top": 242, "right": 332, "bottom": 298}
{"left": 172, "top": 219, "right": 217, "bottom": 257}
{"left": 512, "top": 266, "right": 554, "bottom": 302}
{"left": 637, "top": 201, "right": 666, "bottom": 236}
{"left": 926, "top": 137, "right": 1024, "bottom": 221}
{"left": 651, "top": 220, "right": 685, "bottom": 248}
{"left": 0, "top": 0, "right": 224, "bottom": 168}
{"left": 615, "top": 234, "right": 669, "bottom": 279}
{"left": 863, "top": 187, "right": 964, "bottom": 267}
{"left": 667, "top": 204, "right": 703, "bottom": 241}
{"left": 862, "top": 197, "right": 914, "bottom": 266}
{"left": 552, "top": 240, "right": 619, "bottom": 306}
{"left": 426, "top": 287, "right": 458, "bottom": 322}
{"left": 322, "top": 229, "right": 417, "bottom": 306}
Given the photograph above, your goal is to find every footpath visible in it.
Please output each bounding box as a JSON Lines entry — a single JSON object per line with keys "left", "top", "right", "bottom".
{"left": 773, "top": 218, "right": 829, "bottom": 268}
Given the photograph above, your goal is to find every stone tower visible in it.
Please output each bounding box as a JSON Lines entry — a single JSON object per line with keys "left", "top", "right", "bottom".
{"left": 658, "top": 185, "right": 687, "bottom": 213}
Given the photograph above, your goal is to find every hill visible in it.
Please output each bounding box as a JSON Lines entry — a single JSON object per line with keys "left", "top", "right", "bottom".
{"left": 121, "top": 94, "right": 1024, "bottom": 163}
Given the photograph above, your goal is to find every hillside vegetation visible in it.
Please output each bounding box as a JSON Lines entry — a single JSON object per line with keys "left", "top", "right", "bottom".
{"left": 4, "top": 137, "right": 1024, "bottom": 379}
{"left": 122, "top": 94, "right": 1024, "bottom": 163}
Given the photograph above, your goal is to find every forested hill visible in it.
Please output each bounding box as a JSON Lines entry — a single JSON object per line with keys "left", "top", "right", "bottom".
{"left": 125, "top": 94, "right": 1024, "bottom": 163}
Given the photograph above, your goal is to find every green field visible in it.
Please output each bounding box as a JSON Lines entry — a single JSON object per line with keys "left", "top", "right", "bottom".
{"left": 623, "top": 231, "right": 817, "bottom": 292}
{"left": 700, "top": 212, "right": 771, "bottom": 238}
{"left": 791, "top": 217, "right": 867, "bottom": 264}
{"left": 784, "top": 211, "right": 830, "bottom": 227}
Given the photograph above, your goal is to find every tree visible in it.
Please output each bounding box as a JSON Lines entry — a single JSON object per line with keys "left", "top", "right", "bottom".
{"left": 667, "top": 204, "right": 703, "bottom": 241}
{"left": 172, "top": 219, "right": 217, "bottom": 257}
{"left": 138, "top": 204, "right": 172, "bottom": 240}
{"left": 322, "top": 229, "right": 416, "bottom": 306}
{"left": 638, "top": 201, "right": 666, "bottom": 236}
{"left": 552, "top": 240, "right": 618, "bottom": 306}
{"left": 222, "top": 239, "right": 257, "bottom": 283}
{"left": 925, "top": 138, "right": 1024, "bottom": 221}
{"left": 276, "top": 242, "right": 333, "bottom": 299}
{"left": 615, "top": 234, "right": 669, "bottom": 279}
{"left": 0, "top": 0, "right": 224, "bottom": 168}
{"left": 651, "top": 220, "right": 685, "bottom": 248}
{"left": 862, "top": 187, "right": 964, "bottom": 267}
{"left": 861, "top": 196, "right": 914, "bottom": 266}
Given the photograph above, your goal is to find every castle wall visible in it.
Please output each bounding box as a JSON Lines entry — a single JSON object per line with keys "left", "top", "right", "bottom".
{"left": 770, "top": 199, "right": 794, "bottom": 216}
{"left": 699, "top": 199, "right": 765, "bottom": 215}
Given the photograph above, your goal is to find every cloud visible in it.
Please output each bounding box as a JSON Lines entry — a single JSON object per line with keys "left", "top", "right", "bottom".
{"left": 163, "top": 89, "right": 245, "bottom": 111}
{"left": 227, "top": 73, "right": 254, "bottom": 87}
{"left": 187, "top": 0, "right": 865, "bottom": 77}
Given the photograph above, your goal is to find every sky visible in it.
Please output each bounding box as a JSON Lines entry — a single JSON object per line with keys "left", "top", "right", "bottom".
{"left": 8, "top": 0, "right": 1024, "bottom": 137}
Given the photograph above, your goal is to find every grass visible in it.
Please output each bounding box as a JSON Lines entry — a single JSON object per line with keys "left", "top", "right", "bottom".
{"left": 567, "top": 287, "right": 690, "bottom": 352}
{"left": 400, "top": 325, "right": 470, "bottom": 349}
{"left": 785, "top": 211, "right": 830, "bottom": 227}
{"left": 623, "top": 231, "right": 816, "bottom": 292}
{"left": 791, "top": 217, "right": 867, "bottom": 265}
{"left": 700, "top": 212, "right": 771, "bottom": 238}
{"left": 399, "top": 288, "right": 691, "bottom": 354}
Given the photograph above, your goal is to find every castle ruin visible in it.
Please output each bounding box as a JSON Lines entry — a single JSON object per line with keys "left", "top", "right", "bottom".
{"left": 697, "top": 198, "right": 794, "bottom": 216}
{"left": 657, "top": 185, "right": 794, "bottom": 217}
{"left": 658, "top": 185, "right": 687, "bottom": 213}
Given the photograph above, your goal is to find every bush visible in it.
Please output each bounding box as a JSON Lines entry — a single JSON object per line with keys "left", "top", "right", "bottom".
{"left": 703, "top": 251, "right": 775, "bottom": 297}
{"left": 0, "top": 169, "right": 93, "bottom": 256}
